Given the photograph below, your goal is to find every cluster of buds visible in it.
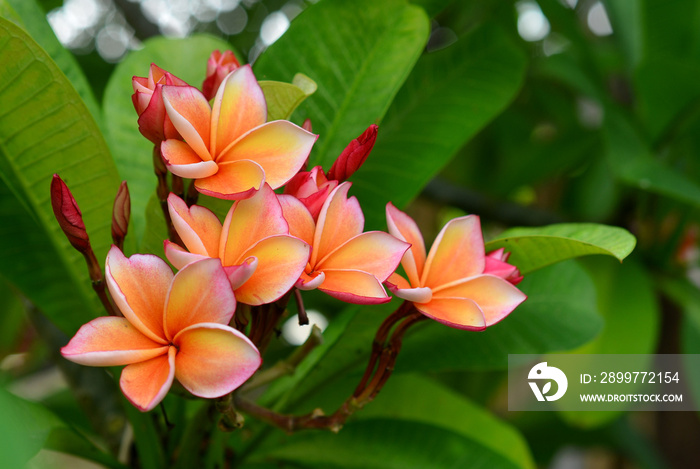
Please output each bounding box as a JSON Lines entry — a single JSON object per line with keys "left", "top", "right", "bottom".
{"left": 52, "top": 50, "right": 525, "bottom": 425}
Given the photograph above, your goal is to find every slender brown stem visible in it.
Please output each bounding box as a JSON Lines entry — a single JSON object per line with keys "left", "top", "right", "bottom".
{"left": 171, "top": 174, "right": 184, "bottom": 199}
{"left": 152, "top": 146, "right": 182, "bottom": 245}
{"left": 294, "top": 288, "right": 308, "bottom": 325}
{"left": 84, "top": 248, "right": 120, "bottom": 317}
{"left": 185, "top": 180, "right": 199, "bottom": 207}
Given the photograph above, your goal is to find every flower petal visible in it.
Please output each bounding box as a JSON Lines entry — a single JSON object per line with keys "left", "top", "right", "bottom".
{"left": 422, "top": 215, "right": 485, "bottom": 289}
{"left": 61, "top": 317, "right": 168, "bottom": 366}
{"left": 432, "top": 275, "right": 526, "bottom": 326}
{"left": 385, "top": 274, "right": 433, "bottom": 303}
{"left": 319, "top": 269, "right": 391, "bottom": 304}
{"left": 312, "top": 182, "right": 363, "bottom": 266}
{"left": 317, "top": 231, "right": 408, "bottom": 282}
{"left": 233, "top": 235, "right": 310, "bottom": 305}
{"left": 164, "top": 258, "right": 236, "bottom": 341}
{"left": 173, "top": 323, "right": 261, "bottom": 398}
{"left": 167, "top": 194, "right": 222, "bottom": 257}
{"left": 220, "top": 184, "right": 288, "bottom": 265}
{"left": 217, "top": 120, "right": 316, "bottom": 189}
{"left": 162, "top": 85, "right": 212, "bottom": 161}
{"left": 278, "top": 194, "right": 316, "bottom": 245}
{"left": 120, "top": 347, "right": 176, "bottom": 412}
{"left": 161, "top": 140, "right": 218, "bottom": 178}
{"left": 210, "top": 65, "right": 267, "bottom": 157}
{"left": 194, "top": 160, "right": 264, "bottom": 200}
{"left": 297, "top": 270, "right": 325, "bottom": 290}
{"left": 106, "top": 246, "right": 170, "bottom": 344}
{"left": 386, "top": 203, "right": 426, "bottom": 287}
{"left": 415, "top": 297, "right": 487, "bottom": 331}
{"left": 164, "top": 240, "right": 209, "bottom": 270}
{"left": 223, "top": 257, "right": 258, "bottom": 289}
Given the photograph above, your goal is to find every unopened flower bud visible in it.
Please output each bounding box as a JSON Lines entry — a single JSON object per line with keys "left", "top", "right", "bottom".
{"left": 132, "top": 64, "right": 188, "bottom": 144}
{"left": 112, "top": 181, "right": 130, "bottom": 249}
{"left": 484, "top": 248, "right": 523, "bottom": 285}
{"left": 202, "top": 50, "right": 241, "bottom": 100}
{"left": 327, "top": 124, "right": 378, "bottom": 182}
{"left": 284, "top": 166, "right": 338, "bottom": 220}
{"left": 51, "top": 174, "right": 90, "bottom": 253}
{"left": 302, "top": 118, "right": 313, "bottom": 132}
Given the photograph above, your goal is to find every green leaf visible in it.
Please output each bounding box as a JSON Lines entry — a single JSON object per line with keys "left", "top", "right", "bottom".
{"left": 0, "top": 278, "right": 27, "bottom": 357}
{"left": 486, "top": 223, "right": 636, "bottom": 275}
{"left": 254, "top": 419, "right": 521, "bottom": 469}
{"left": 359, "top": 374, "right": 535, "bottom": 469}
{"left": 350, "top": 24, "right": 527, "bottom": 228}
{"left": 102, "top": 34, "right": 233, "bottom": 244}
{"left": 254, "top": 0, "right": 429, "bottom": 167}
{"left": 0, "top": 17, "right": 120, "bottom": 334}
{"left": 396, "top": 261, "right": 602, "bottom": 371}
{"left": 259, "top": 74, "right": 317, "bottom": 121}
{"left": 557, "top": 257, "right": 659, "bottom": 428}
{"left": 1, "top": 0, "right": 102, "bottom": 128}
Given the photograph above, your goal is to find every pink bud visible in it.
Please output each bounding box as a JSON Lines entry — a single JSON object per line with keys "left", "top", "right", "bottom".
{"left": 302, "top": 118, "right": 313, "bottom": 132}
{"left": 484, "top": 248, "right": 523, "bottom": 285}
{"left": 327, "top": 124, "right": 378, "bottom": 182}
{"left": 131, "top": 64, "right": 188, "bottom": 144}
{"left": 202, "top": 50, "right": 241, "bottom": 101}
{"left": 111, "top": 181, "right": 130, "bottom": 248}
{"left": 284, "top": 166, "right": 338, "bottom": 220}
{"left": 51, "top": 174, "right": 90, "bottom": 253}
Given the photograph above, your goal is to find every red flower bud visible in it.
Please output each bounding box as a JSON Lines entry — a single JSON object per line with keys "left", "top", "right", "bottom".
{"left": 302, "top": 118, "right": 313, "bottom": 132}
{"left": 484, "top": 248, "right": 523, "bottom": 285}
{"left": 51, "top": 174, "right": 90, "bottom": 253}
{"left": 132, "top": 64, "right": 188, "bottom": 144}
{"left": 284, "top": 166, "right": 338, "bottom": 220}
{"left": 327, "top": 124, "right": 378, "bottom": 182}
{"left": 111, "top": 181, "right": 130, "bottom": 249}
{"left": 202, "top": 50, "right": 241, "bottom": 101}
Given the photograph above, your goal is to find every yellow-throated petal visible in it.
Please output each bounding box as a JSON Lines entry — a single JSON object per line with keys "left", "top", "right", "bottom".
{"left": 432, "top": 275, "right": 526, "bottom": 327}
{"left": 422, "top": 215, "right": 485, "bottom": 289}
{"left": 61, "top": 317, "right": 168, "bottom": 367}
{"left": 414, "top": 297, "right": 487, "bottom": 331}
{"left": 386, "top": 203, "right": 427, "bottom": 287}
{"left": 278, "top": 194, "right": 316, "bottom": 245}
{"left": 161, "top": 140, "right": 218, "bottom": 178}
{"left": 217, "top": 120, "right": 316, "bottom": 188}
{"left": 233, "top": 235, "right": 310, "bottom": 305}
{"left": 219, "top": 183, "right": 288, "bottom": 265}
{"left": 316, "top": 231, "right": 408, "bottom": 282}
{"left": 312, "top": 182, "right": 363, "bottom": 266}
{"left": 162, "top": 85, "right": 212, "bottom": 161}
{"left": 210, "top": 65, "right": 267, "bottom": 157}
{"left": 318, "top": 269, "right": 391, "bottom": 304}
{"left": 106, "top": 247, "right": 170, "bottom": 344}
{"left": 120, "top": 346, "right": 176, "bottom": 412}
{"left": 194, "top": 160, "right": 264, "bottom": 200}
{"left": 173, "top": 323, "right": 261, "bottom": 398}
{"left": 164, "top": 258, "right": 236, "bottom": 341}
{"left": 167, "top": 194, "right": 222, "bottom": 257}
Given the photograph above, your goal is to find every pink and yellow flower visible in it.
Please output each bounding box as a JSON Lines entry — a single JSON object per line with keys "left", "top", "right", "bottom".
{"left": 385, "top": 204, "right": 526, "bottom": 330}
{"left": 61, "top": 248, "right": 261, "bottom": 411}
{"left": 279, "top": 182, "right": 409, "bottom": 304}
{"left": 160, "top": 65, "right": 317, "bottom": 200}
{"left": 164, "top": 184, "right": 310, "bottom": 305}
{"left": 132, "top": 64, "right": 189, "bottom": 144}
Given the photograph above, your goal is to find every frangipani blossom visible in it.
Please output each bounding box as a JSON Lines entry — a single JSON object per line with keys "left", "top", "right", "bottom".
{"left": 385, "top": 204, "right": 526, "bottom": 330}
{"left": 279, "top": 182, "right": 409, "bottom": 304}
{"left": 61, "top": 248, "right": 261, "bottom": 412}
{"left": 165, "top": 184, "right": 310, "bottom": 305}
{"left": 160, "top": 65, "right": 317, "bottom": 200}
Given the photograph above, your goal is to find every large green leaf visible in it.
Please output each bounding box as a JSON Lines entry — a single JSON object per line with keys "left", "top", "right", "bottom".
{"left": 485, "top": 223, "right": 636, "bottom": 275}
{"left": 351, "top": 24, "right": 527, "bottom": 228}
{"left": 254, "top": 419, "right": 520, "bottom": 469}
{"left": 396, "top": 260, "right": 602, "bottom": 371}
{"left": 254, "top": 0, "right": 430, "bottom": 168}
{"left": 0, "top": 17, "right": 120, "bottom": 334}
{"left": 0, "top": 0, "right": 102, "bottom": 127}
{"left": 102, "top": 34, "right": 233, "bottom": 244}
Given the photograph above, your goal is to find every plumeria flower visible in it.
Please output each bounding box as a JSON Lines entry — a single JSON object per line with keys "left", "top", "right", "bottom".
{"left": 61, "top": 248, "right": 261, "bottom": 412}
{"left": 160, "top": 65, "right": 317, "bottom": 200}
{"left": 279, "top": 182, "right": 409, "bottom": 304}
{"left": 385, "top": 204, "right": 526, "bottom": 330}
{"left": 165, "top": 184, "right": 310, "bottom": 305}
{"left": 202, "top": 50, "right": 240, "bottom": 101}
{"left": 132, "top": 64, "right": 188, "bottom": 144}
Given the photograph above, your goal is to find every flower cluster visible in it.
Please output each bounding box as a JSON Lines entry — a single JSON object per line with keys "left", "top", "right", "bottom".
{"left": 55, "top": 51, "right": 526, "bottom": 415}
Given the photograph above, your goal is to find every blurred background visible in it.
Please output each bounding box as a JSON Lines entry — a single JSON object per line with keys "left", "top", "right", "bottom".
{"left": 3, "top": 0, "right": 700, "bottom": 468}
